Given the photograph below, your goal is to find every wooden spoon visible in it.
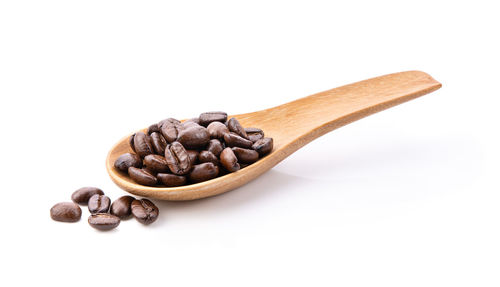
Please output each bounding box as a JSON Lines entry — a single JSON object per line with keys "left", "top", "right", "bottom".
{"left": 106, "top": 71, "right": 441, "bottom": 200}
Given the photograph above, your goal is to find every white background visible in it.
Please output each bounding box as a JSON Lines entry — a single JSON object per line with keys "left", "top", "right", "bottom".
{"left": 1, "top": 1, "right": 499, "bottom": 286}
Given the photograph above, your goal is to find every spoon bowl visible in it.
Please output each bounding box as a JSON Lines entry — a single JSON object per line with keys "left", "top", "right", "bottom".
{"left": 106, "top": 71, "right": 441, "bottom": 200}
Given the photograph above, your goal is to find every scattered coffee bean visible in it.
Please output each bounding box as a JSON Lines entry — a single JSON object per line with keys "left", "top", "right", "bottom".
{"left": 199, "top": 111, "right": 227, "bottom": 126}
{"left": 133, "top": 131, "right": 154, "bottom": 158}
{"left": 144, "top": 154, "right": 170, "bottom": 173}
{"left": 128, "top": 167, "right": 158, "bottom": 186}
{"left": 50, "top": 202, "right": 82, "bottom": 222}
{"left": 252, "top": 137, "right": 273, "bottom": 156}
{"left": 71, "top": 187, "right": 104, "bottom": 205}
{"left": 114, "top": 153, "right": 142, "bottom": 172}
{"left": 220, "top": 147, "right": 240, "bottom": 172}
{"left": 177, "top": 124, "right": 210, "bottom": 149}
{"left": 131, "top": 199, "right": 159, "bottom": 225}
{"left": 227, "top": 117, "right": 248, "bottom": 139}
{"left": 88, "top": 213, "right": 120, "bottom": 231}
{"left": 198, "top": 150, "right": 219, "bottom": 165}
{"left": 164, "top": 142, "right": 192, "bottom": 175}
{"left": 147, "top": 123, "right": 160, "bottom": 135}
{"left": 207, "top": 121, "right": 229, "bottom": 139}
{"left": 159, "top": 118, "right": 181, "bottom": 143}
{"left": 189, "top": 162, "right": 219, "bottom": 183}
{"left": 245, "top": 127, "right": 264, "bottom": 142}
{"left": 88, "top": 194, "right": 111, "bottom": 214}
{"left": 157, "top": 173, "right": 187, "bottom": 187}
{"left": 232, "top": 147, "right": 259, "bottom": 163}
{"left": 224, "top": 132, "right": 253, "bottom": 148}
{"left": 110, "top": 195, "right": 136, "bottom": 219}
{"left": 206, "top": 139, "right": 224, "bottom": 157}
{"left": 129, "top": 134, "right": 136, "bottom": 152}
{"left": 150, "top": 132, "right": 167, "bottom": 155}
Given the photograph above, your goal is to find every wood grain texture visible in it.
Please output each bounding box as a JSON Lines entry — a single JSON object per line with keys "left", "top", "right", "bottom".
{"left": 106, "top": 71, "right": 441, "bottom": 200}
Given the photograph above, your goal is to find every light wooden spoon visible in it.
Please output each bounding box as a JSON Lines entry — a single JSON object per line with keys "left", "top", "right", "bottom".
{"left": 106, "top": 70, "right": 441, "bottom": 200}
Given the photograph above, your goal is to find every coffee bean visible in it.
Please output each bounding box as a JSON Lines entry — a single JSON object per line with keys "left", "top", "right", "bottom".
{"left": 131, "top": 199, "right": 159, "bottom": 225}
{"left": 133, "top": 131, "right": 154, "bottom": 158}
{"left": 160, "top": 118, "right": 182, "bottom": 143}
{"left": 71, "top": 187, "right": 104, "bottom": 205}
{"left": 177, "top": 125, "right": 210, "bottom": 149}
{"left": 150, "top": 132, "right": 167, "bottom": 155}
{"left": 144, "top": 154, "right": 170, "bottom": 173}
{"left": 88, "top": 194, "right": 111, "bottom": 214}
{"left": 114, "top": 153, "right": 142, "bottom": 172}
{"left": 232, "top": 147, "right": 259, "bottom": 163}
{"left": 199, "top": 111, "right": 227, "bottom": 126}
{"left": 88, "top": 213, "right": 120, "bottom": 231}
{"left": 252, "top": 137, "right": 273, "bottom": 156}
{"left": 164, "top": 141, "right": 192, "bottom": 175}
{"left": 198, "top": 150, "right": 218, "bottom": 165}
{"left": 147, "top": 123, "right": 160, "bottom": 135}
{"left": 227, "top": 118, "right": 248, "bottom": 139}
{"left": 184, "top": 118, "right": 200, "bottom": 125}
{"left": 245, "top": 127, "right": 264, "bottom": 142}
{"left": 189, "top": 162, "right": 219, "bottom": 183}
{"left": 50, "top": 202, "right": 82, "bottom": 222}
{"left": 223, "top": 132, "right": 253, "bottom": 148}
{"left": 128, "top": 167, "right": 158, "bottom": 186}
{"left": 220, "top": 147, "right": 240, "bottom": 172}
{"left": 206, "top": 139, "right": 224, "bottom": 156}
{"left": 207, "top": 121, "right": 229, "bottom": 139}
{"left": 110, "top": 195, "right": 135, "bottom": 219}
{"left": 157, "top": 173, "right": 187, "bottom": 187}
{"left": 187, "top": 150, "right": 199, "bottom": 165}
{"left": 129, "top": 134, "right": 136, "bottom": 152}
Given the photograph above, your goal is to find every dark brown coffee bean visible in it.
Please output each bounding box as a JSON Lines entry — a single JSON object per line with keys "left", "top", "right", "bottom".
{"left": 160, "top": 119, "right": 182, "bottom": 143}
{"left": 199, "top": 111, "right": 227, "bottom": 126}
{"left": 129, "top": 134, "right": 136, "bottom": 152}
{"left": 223, "top": 132, "right": 253, "bottom": 148}
{"left": 232, "top": 147, "right": 259, "bottom": 163}
{"left": 144, "top": 154, "right": 170, "bottom": 173}
{"left": 128, "top": 167, "right": 158, "bottom": 186}
{"left": 133, "top": 131, "right": 154, "bottom": 158}
{"left": 198, "top": 150, "right": 218, "bottom": 165}
{"left": 177, "top": 125, "right": 210, "bottom": 149}
{"left": 220, "top": 147, "right": 240, "bottom": 172}
{"left": 245, "top": 127, "right": 264, "bottom": 142}
{"left": 164, "top": 141, "right": 192, "bottom": 175}
{"left": 131, "top": 199, "right": 159, "bottom": 225}
{"left": 147, "top": 123, "right": 160, "bottom": 135}
{"left": 88, "top": 194, "right": 111, "bottom": 214}
{"left": 157, "top": 173, "right": 187, "bottom": 187}
{"left": 110, "top": 195, "right": 135, "bottom": 219}
{"left": 88, "top": 213, "right": 120, "bottom": 231}
{"left": 252, "top": 137, "right": 273, "bottom": 156}
{"left": 158, "top": 117, "right": 181, "bottom": 127}
{"left": 150, "top": 132, "right": 167, "bottom": 155}
{"left": 50, "top": 202, "right": 82, "bottom": 222}
{"left": 187, "top": 150, "right": 199, "bottom": 165}
{"left": 114, "top": 153, "right": 142, "bottom": 172}
{"left": 71, "top": 187, "right": 104, "bottom": 205}
{"left": 207, "top": 121, "right": 229, "bottom": 139}
{"left": 189, "top": 162, "right": 219, "bottom": 183}
{"left": 206, "top": 139, "right": 224, "bottom": 156}
{"left": 227, "top": 118, "right": 248, "bottom": 139}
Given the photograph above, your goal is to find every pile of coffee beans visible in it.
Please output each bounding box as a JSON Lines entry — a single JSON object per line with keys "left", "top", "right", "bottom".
{"left": 115, "top": 111, "right": 273, "bottom": 187}
{"left": 50, "top": 186, "right": 159, "bottom": 231}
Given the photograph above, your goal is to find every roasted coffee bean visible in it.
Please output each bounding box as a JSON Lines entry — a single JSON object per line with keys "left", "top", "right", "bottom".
{"left": 164, "top": 141, "right": 192, "bottom": 175}
{"left": 227, "top": 118, "right": 248, "bottom": 139}
{"left": 160, "top": 118, "right": 182, "bottom": 143}
{"left": 71, "top": 187, "right": 104, "bottom": 205}
{"left": 114, "top": 153, "right": 142, "bottom": 172}
{"left": 206, "top": 139, "right": 224, "bottom": 156}
{"left": 147, "top": 123, "right": 160, "bottom": 135}
{"left": 144, "top": 154, "right": 170, "bottom": 173}
{"left": 198, "top": 150, "right": 218, "bottom": 165}
{"left": 158, "top": 117, "right": 181, "bottom": 127}
{"left": 189, "top": 162, "right": 219, "bottom": 183}
{"left": 245, "top": 127, "right": 264, "bottom": 142}
{"left": 184, "top": 118, "right": 200, "bottom": 125}
{"left": 131, "top": 199, "right": 159, "bottom": 225}
{"left": 128, "top": 167, "right": 158, "bottom": 186}
{"left": 129, "top": 134, "right": 136, "bottom": 152}
{"left": 157, "top": 173, "right": 187, "bottom": 187}
{"left": 50, "top": 202, "right": 82, "bottom": 222}
{"left": 187, "top": 150, "right": 199, "bottom": 165}
{"left": 88, "top": 213, "right": 120, "bottom": 231}
{"left": 207, "top": 121, "right": 229, "bottom": 139}
{"left": 88, "top": 194, "right": 111, "bottom": 214}
{"left": 133, "top": 131, "right": 154, "bottom": 158}
{"left": 252, "top": 137, "right": 273, "bottom": 156}
{"left": 199, "top": 111, "right": 227, "bottom": 126}
{"left": 150, "top": 132, "right": 167, "bottom": 155}
{"left": 220, "top": 147, "right": 240, "bottom": 172}
{"left": 224, "top": 132, "right": 253, "bottom": 148}
{"left": 110, "top": 195, "right": 135, "bottom": 219}
{"left": 232, "top": 147, "right": 259, "bottom": 163}
{"left": 177, "top": 125, "right": 210, "bottom": 149}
